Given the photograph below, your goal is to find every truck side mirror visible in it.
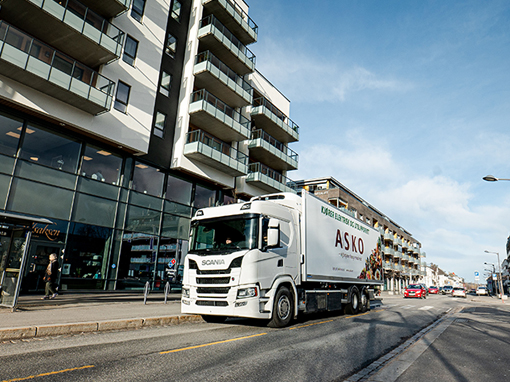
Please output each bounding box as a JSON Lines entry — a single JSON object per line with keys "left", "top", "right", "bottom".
{"left": 267, "top": 218, "right": 280, "bottom": 248}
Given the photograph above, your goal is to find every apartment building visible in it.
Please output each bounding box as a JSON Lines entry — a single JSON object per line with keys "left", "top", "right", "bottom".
{"left": 0, "top": 0, "right": 299, "bottom": 293}
{"left": 296, "top": 177, "right": 426, "bottom": 294}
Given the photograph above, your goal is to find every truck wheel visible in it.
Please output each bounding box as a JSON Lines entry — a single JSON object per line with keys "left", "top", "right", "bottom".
{"left": 360, "top": 289, "right": 370, "bottom": 313}
{"left": 201, "top": 315, "right": 227, "bottom": 323}
{"left": 268, "top": 286, "right": 293, "bottom": 328}
{"left": 344, "top": 286, "right": 360, "bottom": 315}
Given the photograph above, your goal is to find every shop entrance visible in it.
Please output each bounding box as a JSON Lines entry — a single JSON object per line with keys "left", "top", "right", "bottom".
{"left": 22, "top": 241, "right": 64, "bottom": 293}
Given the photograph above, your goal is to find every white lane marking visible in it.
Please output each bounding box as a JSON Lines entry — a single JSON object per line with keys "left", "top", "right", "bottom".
{"left": 418, "top": 306, "right": 434, "bottom": 310}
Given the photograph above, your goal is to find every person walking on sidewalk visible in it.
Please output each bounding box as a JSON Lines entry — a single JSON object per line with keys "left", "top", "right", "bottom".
{"left": 42, "top": 253, "right": 59, "bottom": 300}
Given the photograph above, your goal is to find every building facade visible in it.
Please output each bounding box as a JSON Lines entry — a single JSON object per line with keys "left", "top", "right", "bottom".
{"left": 296, "top": 177, "right": 426, "bottom": 294}
{"left": 0, "top": 0, "right": 300, "bottom": 293}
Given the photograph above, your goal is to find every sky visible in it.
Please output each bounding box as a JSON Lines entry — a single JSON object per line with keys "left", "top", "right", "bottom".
{"left": 248, "top": 0, "right": 510, "bottom": 282}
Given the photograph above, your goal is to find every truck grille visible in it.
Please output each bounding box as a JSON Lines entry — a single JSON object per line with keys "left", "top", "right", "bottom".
{"left": 196, "top": 300, "right": 228, "bottom": 307}
{"left": 197, "top": 287, "right": 230, "bottom": 294}
{"left": 197, "top": 277, "right": 230, "bottom": 284}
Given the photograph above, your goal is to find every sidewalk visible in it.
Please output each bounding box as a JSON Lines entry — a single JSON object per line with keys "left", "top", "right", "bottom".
{"left": 0, "top": 291, "right": 202, "bottom": 341}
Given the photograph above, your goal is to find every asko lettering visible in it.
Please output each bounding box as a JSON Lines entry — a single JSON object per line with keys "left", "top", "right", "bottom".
{"left": 202, "top": 259, "right": 226, "bottom": 266}
{"left": 335, "top": 229, "right": 364, "bottom": 254}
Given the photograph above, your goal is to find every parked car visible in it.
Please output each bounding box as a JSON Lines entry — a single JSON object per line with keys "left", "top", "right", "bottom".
{"left": 428, "top": 286, "right": 439, "bottom": 294}
{"left": 442, "top": 285, "right": 453, "bottom": 295}
{"left": 418, "top": 283, "right": 429, "bottom": 295}
{"left": 452, "top": 287, "right": 467, "bottom": 298}
{"left": 476, "top": 286, "right": 488, "bottom": 295}
{"left": 404, "top": 284, "right": 427, "bottom": 299}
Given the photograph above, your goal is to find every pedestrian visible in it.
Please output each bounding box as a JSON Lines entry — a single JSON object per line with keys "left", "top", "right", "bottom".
{"left": 42, "top": 253, "right": 59, "bottom": 300}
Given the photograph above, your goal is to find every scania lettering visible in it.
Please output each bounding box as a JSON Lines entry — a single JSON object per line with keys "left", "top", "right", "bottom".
{"left": 181, "top": 191, "right": 383, "bottom": 327}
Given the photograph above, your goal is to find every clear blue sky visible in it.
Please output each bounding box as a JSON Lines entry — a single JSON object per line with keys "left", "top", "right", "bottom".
{"left": 249, "top": 0, "right": 510, "bottom": 282}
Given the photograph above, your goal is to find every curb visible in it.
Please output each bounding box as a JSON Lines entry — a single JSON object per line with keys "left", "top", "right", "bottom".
{"left": 0, "top": 314, "right": 204, "bottom": 341}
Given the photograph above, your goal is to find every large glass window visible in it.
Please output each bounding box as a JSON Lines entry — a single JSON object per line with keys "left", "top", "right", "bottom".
{"left": 159, "top": 71, "right": 172, "bottom": 97}
{"left": 194, "top": 184, "right": 216, "bottom": 208}
{"left": 131, "top": 0, "right": 146, "bottom": 22}
{"left": 80, "top": 144, "right": 122, "bottom": 185}
{"left": 132, "top": 162, "right": 164, "bottom": 197}
{"left": 72, "top": 193, "right": 117, "bottom": 228}
{"left": 117, "top": 232, "right": 157, "bottom": 290}
{"left": 62, "top": 222, "right": 113, "bottom": 289}
{"left": 122, "top": 35, "right": 138, "bottom": 66}
{"left": 19, "top": 124, "right": 81, "bottom": 173}
{"left": 114, "top": 81, "right": 131, "bottom": 113}
{"left": 0, "top": 112, "right": 23, "bottom": 157}
{"left": 171, "top": 0, "right": 182, "bottom": 21}
{"left": 165, "top": 34, "right": 177, "bottom": 58}
{"left": 154, "top": 112, "right": 166, "bottom": 138}
{"left": 166, "top": 174, "right": 192, "bottom": 205}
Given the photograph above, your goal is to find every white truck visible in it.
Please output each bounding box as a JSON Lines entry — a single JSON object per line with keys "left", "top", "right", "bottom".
{"left": 181, "top": 191, "right": 383, "bottom": 327}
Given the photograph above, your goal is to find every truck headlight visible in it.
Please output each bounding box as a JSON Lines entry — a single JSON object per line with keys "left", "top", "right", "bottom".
{"left": 182, "top": 288, "right": 190, "bottom": 298}
{"left": 237, "top": 287, "right": 257, "bottom": 299}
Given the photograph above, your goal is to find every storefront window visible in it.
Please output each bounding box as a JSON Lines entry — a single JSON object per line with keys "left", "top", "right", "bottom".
{"left": 19, "top": 124, "right": 81, "bottom": 173}
{"left": 194, "top": 184, "right": 216, "bottom": 208}
{"left": 161, "top": 214, "right": 190, "bottom": 240}
{"left": 117, "top": 232, "right": 157, "bottom": 290}
{"left": 0, "top": 112, "right": 23, "bottom": 157}
{"left": 80, "top": 145, "right": 122, "bottom": 185}
{"left": 125, "top": 205, "right": 161, "bottom": 235}
{"left": 132, "top": 162, "right": 164, "bottom": 197}
{"left": 166, "top": 174, "right": 192, "bottom": 205}
{"left": 61, "top": 222, "right": 112, "bottom": 290}
{"left": 71, "top": 193, "right": 117, "bottom": 228}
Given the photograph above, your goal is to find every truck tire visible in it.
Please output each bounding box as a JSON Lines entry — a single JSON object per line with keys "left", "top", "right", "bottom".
{"left": 268, "top": 286, "right": 293, "bottom": 328}
{"left": 201, "top": 315, "right": 227, "bottom": 323}
{"left": 344, "top": 286, "right": 360, "bottom": 315}
{"left": 360, "top": 289, "right": 370, "bottom": 313}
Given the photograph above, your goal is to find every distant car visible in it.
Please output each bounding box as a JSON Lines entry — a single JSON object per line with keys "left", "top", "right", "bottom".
{"left": 476, "top": 286, "right": 488, "bottom": 295}
{"left": 442, "top": 286, "right": 453, "bottom": 295}
{"left": 404, "top": 284, "right": 427, "bottom": 299}
{"left": 417, "top": 283, "right": 429, "bottom": 295}
{"left": 452, "top": 287, "right": 467, "bottom": 298}
{"left": 428, "top": 286, "right": 439, "bottom": 294}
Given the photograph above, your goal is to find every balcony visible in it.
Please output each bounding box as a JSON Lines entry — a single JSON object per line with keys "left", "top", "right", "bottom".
{"left": 189, "top": 89, "right": 250, "bottom": 142}
{"left": 0, "top": 0, "right": 125, "bottom": 67}
{"left": 80, "top": 0, "right": 132, "bottom": 18}
{"left": 184, "top": 129, "right": 248, "bottom": 176}
{"left": 198, "top": 15, "right": 255, "bottom": 76}
{"left": 248, "top": 129, "right": 298, "bottom": 171}
{"left": 0, "top": 22, "right": 114, "bottom": 115}
{"left": 383, "top": 262, "right": 393, "bottom": 270}
{"left": 193, "top": 51, "right": 252, "bottom": 108}
{"left": 383, "top": 232, "right": 394, "bottom": 243}
{"left": 202, "top": 0, "right": 257, "bottom": 46}
{"left": 401, "top": 253, "right": 410, "bottom": 262}
{"left": 394, "top": 264, "right": 403, "bottom": 272}
{"left": 408, "top": 256, "right": 416, "bottom": 264}
{"left": 383, "top": 246, "right": 394, "bottom": 256}
{"left": 245, "top": 162, "right": 297, "bottom": 194}
{"left": 251, "top": 97, "right": 299, "bottom": 143}
{"left": 393, "top": 249, "right": 401, "bottom": 259}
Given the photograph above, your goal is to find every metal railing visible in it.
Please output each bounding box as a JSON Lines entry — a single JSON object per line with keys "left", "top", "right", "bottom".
{"left": 30, "top": 0, "right": 125, "bottom": 54}
{"left": 190, "top": 89, "right": 250, "bottom": 127}
{"left": 204, "top": 0, "right": 258, "bottom": 34}
{"left": 195, "top": 51, "right": 253, "bottom": 94}
{"left": 252, "top": 96, "right": 299, "bottom": 134}
{"left": 250, "top": 129, "right": 298, "bottom": 161}
{"left": 186, "top": 129, "right": 248, "bottom": 165}
{"left": 199, "top": 15, "right": 256, "bottom": 65}
{"left": 247, "top": 162, "right": 297, "bottom": 190}
{"left": 0, "top": 21, "right": 115, "bottom": 108}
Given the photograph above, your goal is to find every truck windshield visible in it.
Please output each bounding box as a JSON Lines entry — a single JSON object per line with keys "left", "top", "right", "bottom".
{"left": 190, "top": 215, "right": 259, "bottom": 254}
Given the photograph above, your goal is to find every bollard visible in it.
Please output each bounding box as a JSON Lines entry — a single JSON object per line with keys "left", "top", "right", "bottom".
{"left": 164, "top": 281, "right": 170, "bottom": 304}
{"left": 144, "top": 281, "right": 150, "bottom": 304}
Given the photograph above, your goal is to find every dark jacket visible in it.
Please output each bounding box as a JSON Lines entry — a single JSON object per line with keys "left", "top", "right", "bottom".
{"left": 45, "top": 260, "right": 59, "bottom": 283}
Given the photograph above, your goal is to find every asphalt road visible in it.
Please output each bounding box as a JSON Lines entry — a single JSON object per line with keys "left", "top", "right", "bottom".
{"left": 0, "top": 295, "right": 463, "bottom": 382}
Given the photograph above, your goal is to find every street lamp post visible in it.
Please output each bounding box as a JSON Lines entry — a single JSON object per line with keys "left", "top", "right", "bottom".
{"left": 483, "top": 175, "right": 510, "bottom": 182}
{"left": 485, "top": 251, "right": 505, "bottom": 303}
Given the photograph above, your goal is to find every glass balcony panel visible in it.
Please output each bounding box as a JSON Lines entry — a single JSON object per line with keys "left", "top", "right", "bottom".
{"left": 245, "top": 162, "right": 297, "bottom": 194}
{"left": 251, "top": 96, "right": 299, "bottom": 143}
{"left": 248, "top": 129, "right": 298, "bottom": 171}
{"left": 0, "top": 22, "right": 114, "bottom": 114}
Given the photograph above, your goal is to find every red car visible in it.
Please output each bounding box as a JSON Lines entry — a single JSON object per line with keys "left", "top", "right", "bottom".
{"left": 428, "top": 286, "right": 439, "bottom": 294}
{"left": 404, "top": 284, "right": 427, "bottom": 298}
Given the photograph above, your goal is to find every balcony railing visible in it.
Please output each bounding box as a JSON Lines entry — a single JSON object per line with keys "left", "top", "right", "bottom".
{"left": 3, "top": 0, "right": 125, "bottom": 66}
{"left": 383, "top": 262, "right": 393, "bottom": 270}
{"left": 202, "top": 0, "right": 257, "bottom": 45}
{"left": 194, "top": 50, "right": 252, "bottom": 107}
{"left": 77, "top": 0, "right": 132, "bottom": 18}
{"left": 246, "top": 162, "right": 297, "bottom": 193}
{"left": 184, "top": 129, "right": 248, "bottom": 176}
{"left": 0, "top": 21, "right": 114, "bottom": 114}
{"left": 251, "top": 96, "right": 299, "bottom": 143}
{"left": 198, "top": 14, "right": 255, "bottom": 75}
{"left": 248, "top": 129, "right": 298, "bottom": 171}
{"left": 189, "top": 89, "right": 250, "bottom": 141}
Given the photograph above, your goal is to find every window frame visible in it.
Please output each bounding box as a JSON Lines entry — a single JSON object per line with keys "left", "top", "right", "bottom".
{"left": 159, "top": 71, "right": 172, "bottom": 97}
{"left": 114, "top": 81, "right": 131, "bottom": 113}
{"left": 165, "top": 33, "right": 177, "bottom": 58}
{"left": 122, "top": 35, "right": 139, "bottom": 66}
{"left": 131, "top": 0, "right": 146, "bottom": 22}
{"left": 171, "top": 0, "right": 182, "bottom": 22}
{"left": 154, "top": 111, "right": 167, "bottom": 138}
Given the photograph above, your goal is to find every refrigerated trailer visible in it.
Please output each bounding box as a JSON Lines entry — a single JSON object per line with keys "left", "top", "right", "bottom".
{"left": 181, "top": 190, "right": 383, "bottom": 327}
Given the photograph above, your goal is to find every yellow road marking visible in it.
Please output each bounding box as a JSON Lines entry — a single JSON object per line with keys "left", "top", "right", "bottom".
{"left": 160, "top": 333, "right": 267, "bottom": 354}
{"left": 3, "top": 365, "right": 95, "bottom": 382}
